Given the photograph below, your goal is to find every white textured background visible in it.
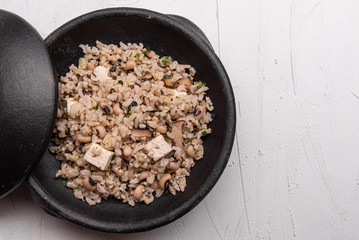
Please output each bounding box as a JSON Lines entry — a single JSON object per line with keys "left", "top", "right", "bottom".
{"left": 1, "top": 0, "right": 359, "bottom": 239}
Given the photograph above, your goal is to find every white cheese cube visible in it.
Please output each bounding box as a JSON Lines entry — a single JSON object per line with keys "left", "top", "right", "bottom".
{"left": 67, "top": 98, "right": 83, "bottom": 119}
{"left": 145, "top": 135, "right": 172, "bottom": 161}
{"left": 91, "top": 66, "right": 112, "bottom": 82}
{"left": 84, "top": 143, "right": 113, "bottom": 170}
{"left": 173, "top": 90, "right": 187, "bottom": 98}
{"left": 67, "top": 98, "right": 76, "bottom": 112}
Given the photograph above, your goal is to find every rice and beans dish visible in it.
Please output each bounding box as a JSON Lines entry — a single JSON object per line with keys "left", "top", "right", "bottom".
{"left": 50, "top": 41, "right": 214, "bottom": 206}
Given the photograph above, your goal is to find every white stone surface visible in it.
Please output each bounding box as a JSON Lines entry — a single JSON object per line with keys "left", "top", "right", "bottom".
{"left": 1, "top": 0, "right": 359, "bottom": 239}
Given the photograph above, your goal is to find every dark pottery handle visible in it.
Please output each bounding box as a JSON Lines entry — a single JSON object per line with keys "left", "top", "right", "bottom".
{"left": 167, "top": 14, "right": 214, "bottom": 51}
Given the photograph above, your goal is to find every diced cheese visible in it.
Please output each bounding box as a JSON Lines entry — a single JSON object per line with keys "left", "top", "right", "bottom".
{"left": 78, "top": 58, "right": 88, "bottom": 69}
{"left": 169, "top": 91, "right": 188, "bottom": 111}
{"left": 67, "top": 98, "right": 83, "bottom": 119}
{"left": 67, "top": 98, "right": 76, "bottom": 112}
{"left": 84, "top": 143, "right": 113, "bottom": 170}
{"left": 145, "top": 135, "right": 172, "bottom": 161}
{"left": 173, "top": 90, "right": 187, "bottom": 98}
{"left": 91, "top": 66, "right": 112, "bottom": 82}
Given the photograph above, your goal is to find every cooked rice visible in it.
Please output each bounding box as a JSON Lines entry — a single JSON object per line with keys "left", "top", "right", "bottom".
{"left": 50, "top": 41, "right": 214, "bottom": 206}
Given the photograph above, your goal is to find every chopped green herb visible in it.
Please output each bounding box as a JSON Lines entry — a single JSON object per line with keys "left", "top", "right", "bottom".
{"left": 138, "top": 180, "right": 143, "bottom": 184}
{"left": 186, "top": 138, "right": 194, "bottom": 144}
{"left": 64, "top": 92, "right": 68, "bottom": 96}
{"left": 164, "top": 137, "right": 171, "bottom": 144}
{"left": 109, "top": 167, "right": 112, "bottom": 174}
{"left": 113, "top": 76, "right": 117, "bottom": 80}
{"left": 182, "top": 142, "right": 185, "bottom": 147}
{"left": 118, "top": 71, "right": 122, "bottom": 76}
{"left": 146, "top": 47, "right": 151, "bottom": 52}
{"left": 162, "top": 114, "right": 168, "bottom": 120}
{"left": 125, "top": 102, "right": 133, "bottom": 117}
{"left": 61, "top": 112, "right": 65, "bottom": 118}
{"left": 164, "top": 75, "right": 172, "bottom": 79}
{"left": 160, "top": 90, "right": 164, "bottom": 94}
{"left": 62, "top": 179, "right": 68, "bottom": 186}
{"left": 135, "top": 53, "right": 140, "bottom": 59}
{"left": 92, "top": 104, "right": 98, "bottom": 110}
{"left": 174, "top": 79, "right": 180, "bottom": 84}
{"left": 196, "top": 82, "right": 206, "bottom": 90}
{"left": 119, "top": 80, "right": 123, "bottom": 85}
{"left": 164, "top": 189, "right": 169, "bottom": 195}
{"left": 198, "top": 120, "right": 202, "bottom": 127}
{"left": 111, "top": 154, "right": 115, "bottom": 160}
{"left": 149, "top": 113, "right": 154, "bottom": 117}
{"left": 87, "top": 84, "right": 93, "bottom": 89}
{"left": 162, "top": 57, "right": 171, "bottom": 67}
{"left": 192, "top": 128, "right": 199, "bottom": 134}
{"left": 92, "top": 72, "right": 97, "bottom": 77}
{"left": 202, "top": 131, "right": 208, "bottom": 136}
{"left": 162, "top": 102, "right": 165, "bottom": 107}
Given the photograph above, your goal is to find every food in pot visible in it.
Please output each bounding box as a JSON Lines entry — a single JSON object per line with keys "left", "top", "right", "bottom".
{"left": 50, "top": 41, "right": 214, "bottom": 206}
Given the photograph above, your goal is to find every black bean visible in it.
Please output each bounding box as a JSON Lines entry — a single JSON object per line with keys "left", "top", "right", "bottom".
{"left": 89, "top": 177, "right": 96, "bottom": 186}
{"left": 103, "top": 106, "right": 111, "bottom": 114}
{"left": 83, "top": 90, "right": 91, "bottom": 95}
{"left": 109, "top": 66, "right": 116, "bottom": 72}
{"left": 164, "top": 180, "right": 170, "bottom": 189}
{"left": 154, "top": 101, "right": 159, "bottom": 109}
{"left": 194, "top": 108, "right": 202, "bottom": 117}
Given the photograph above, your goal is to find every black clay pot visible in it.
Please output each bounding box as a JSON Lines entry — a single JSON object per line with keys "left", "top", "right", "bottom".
{"left": 27, "top": 8, "right": 236, "bottom": 233}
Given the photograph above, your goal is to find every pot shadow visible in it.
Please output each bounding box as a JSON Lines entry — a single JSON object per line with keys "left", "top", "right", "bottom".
{"left": 0, "top": 183, "right": 37, "bottom": 219}
{"left": 0, "top": 183, "right": 178, "bottom": 240}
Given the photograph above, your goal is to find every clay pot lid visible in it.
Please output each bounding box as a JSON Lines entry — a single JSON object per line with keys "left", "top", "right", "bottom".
{"left": 0, "top": 9, "right": 57, "bottom": 198}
